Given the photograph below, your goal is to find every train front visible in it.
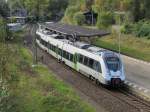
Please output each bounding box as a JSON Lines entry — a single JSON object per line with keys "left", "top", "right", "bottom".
{"left": 102, "top": 52, "right": 125, "bottom": 86}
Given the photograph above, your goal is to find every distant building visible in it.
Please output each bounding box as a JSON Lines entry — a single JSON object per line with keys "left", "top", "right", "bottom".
{"left": 7, "top": 16, "right": 27, "bottom": 24}
{"left": 83, "top": 10, "right": 98, "bottom": 25}
{"left": 12, "top": 8, "right": 27, "bottom": 17}
{"left": 7, "top": 23, "right": 22, "bottom": 32}
{"left": 7, "top": 8, "right": 27, "bottom": 24}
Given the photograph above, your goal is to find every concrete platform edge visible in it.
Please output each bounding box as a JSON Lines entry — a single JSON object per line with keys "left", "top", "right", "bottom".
{"left": 124, "top": 80, "right": 150, "bottom": 102}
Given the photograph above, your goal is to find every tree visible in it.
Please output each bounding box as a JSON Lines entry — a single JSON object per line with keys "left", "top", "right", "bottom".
{"left": 131, "top": 0, "right": 141, "bottom": 22}
{"left": 143, "top": 0, "right": 150, "bottom": 19}
{"left": 47, "top": 0, "right": 68, "bottom": 20}
{"left": 0, "top": 0, "right": 9, "bottom": 18}
{"left": 73, "top": 12, "right": 85, "bottom": 25}
{"left": 24, "top": 0, "right": 49, "bottom": 21}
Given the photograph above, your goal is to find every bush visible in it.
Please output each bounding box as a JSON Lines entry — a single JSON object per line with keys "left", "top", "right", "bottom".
{"left": 121, "top": 20, "right": 150, "bottom": 39}
{"left": 97, "top": 11, "right": 114, "bottom": 29}
{"left": 73, "top": 12, "right": 85, "bottom": 25}
{"left": 121, "top": 23, "right": 133, "bottom": 34}
{"left": 136, "top": 22, "right": 150, "bottom": 37}
{"left": 133, "top": 20, "right": 150, "bottom": 38}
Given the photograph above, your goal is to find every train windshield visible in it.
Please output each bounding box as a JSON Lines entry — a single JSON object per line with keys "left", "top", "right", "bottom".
{"left": 105, "top": 57, "right": 121, "bottom": 72}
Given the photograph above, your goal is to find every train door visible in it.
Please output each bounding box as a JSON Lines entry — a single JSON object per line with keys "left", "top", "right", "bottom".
{"left": 73, "top": 53, "right": 78, "bottom": 70}
{"left": 56, "top": 45, "right": 59, "bottom": 59}
{"left": 93, "top": 61, "right": 102, "bottom": 82}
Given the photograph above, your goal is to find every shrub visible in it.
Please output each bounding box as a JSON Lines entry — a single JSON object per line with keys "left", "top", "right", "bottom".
{"left": 73, "top": 12, "right": 85, "bottom": 25}
{"left": 121, "top": 20, "right": 150, "bottom": 38}
{"left": 121, "top": 23, "right": 133, "bottom": 34}
{"left": 131, "top": 20, "right": 150, "bottom": 38}
{"left": 136, "top": 22, "right": 150, "bottom": 37}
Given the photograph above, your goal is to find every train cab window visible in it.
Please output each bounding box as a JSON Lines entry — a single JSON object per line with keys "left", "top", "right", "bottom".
{"left": 83, "top": 56, "right": 89, "bottom": 66}
{"left": 93, "top": 61, "right": 102, "bottom": 73}
{"left": 89, "top": 58, "right": 94, "bottom": 68}
{"left": 105, "top": 57, "right": 120, "bottom": 72}
{"left": 79, "top": 54, "right": 83, "bottom": 63}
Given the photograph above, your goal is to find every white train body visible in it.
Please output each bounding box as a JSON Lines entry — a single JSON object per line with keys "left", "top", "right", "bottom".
{"left": 36, "top": 27, "right": 125, "bottom": 86}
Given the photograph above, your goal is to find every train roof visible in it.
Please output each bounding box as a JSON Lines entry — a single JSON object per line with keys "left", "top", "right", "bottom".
{"left": 38, "top": 28, "right": 118, "bottom": 57}
{"left": 40, "top": 22, "right": 110, "bottom": 38}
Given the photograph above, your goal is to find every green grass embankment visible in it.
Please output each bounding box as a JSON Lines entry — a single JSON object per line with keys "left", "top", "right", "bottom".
{"left": 92, "top": 34, "right": 150, "bottom": 62}
{"left": 1, "top": 30, "right": 95, "bottom": 112}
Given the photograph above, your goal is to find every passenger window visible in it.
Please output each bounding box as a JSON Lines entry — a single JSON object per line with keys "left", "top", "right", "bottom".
{"left": 49, "top": 44, "right": 52, "bottom": 49}
{"left": 97, "top": 62, "right": 102, "bottom": 73}
{"left": 66, "top": 52, "right": 69, "bottom": 60}
{"left": 83, "top": 56, "right": 89, "bottom": 66}
{"left": 93, "top": 61, "right": 101, "bottom": 73}
{"left": 54, "top": 46, "right": 56, "bottom": 52}
{"left": 58, "top": 48, "right": 62, "bottom": 55}
{"left": 63, "top": 50, "right": 66, "bottom": 58}
{"left": 45, "top": 41, "right": 48, "bottom": 47}
{"left": 89, "top": 58, "right": 94, "bottom": 68}
{"left": 51, "top": 45, "right": 53, "bottom": 51}
{"left": 79, "top": 54, "right": 83, "bottom": 63}
{"left": 52, "top": 45, "right": 55, "bottom": 51}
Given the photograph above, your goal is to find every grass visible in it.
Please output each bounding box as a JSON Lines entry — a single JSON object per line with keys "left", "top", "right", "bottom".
{"left": 16, "top": 47, "right": 95, "bottom": 112}
{"left": 1, "top": 31, "right": 96, "bottom": 112}
{"left": 92, "top": 33, "right": 150, "bottom": 62}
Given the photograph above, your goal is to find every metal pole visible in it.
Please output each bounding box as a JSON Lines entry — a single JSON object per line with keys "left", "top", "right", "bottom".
{"left": 92, "top": 11, "right": 94, "bottom": 26}
{"left": 33, "top": 25, "right": 38, "bottom": 65}
{"left": 119, "top": 15, "right": 121, "bottom": 57}
{"left": 33, "top": 0, "right": 40, "bottom": 65}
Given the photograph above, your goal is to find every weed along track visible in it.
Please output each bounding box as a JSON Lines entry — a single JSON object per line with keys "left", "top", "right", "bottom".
{"left": 26, "top": 25, "right": 150, "bottom": 112}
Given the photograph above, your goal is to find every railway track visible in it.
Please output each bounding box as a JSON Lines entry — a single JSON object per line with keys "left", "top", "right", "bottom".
{"left": 67, "top": 67, "right": 150, "bottom": 112}
{"left": 66, "top": 67, "right": 150, "bottom": 112}
{"left": 25, "top": 24, "right": 150, "bottom": 112}
{"left": 101, "top": 87, "right": 150, "bottom": 112}
{"left": 39, "top": 47, "right": 150, "bottom": 112}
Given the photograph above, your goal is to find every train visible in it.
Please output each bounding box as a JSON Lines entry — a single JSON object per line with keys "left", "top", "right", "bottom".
{"left": 36, "top": 24, "right": 125, "bottom": 86}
